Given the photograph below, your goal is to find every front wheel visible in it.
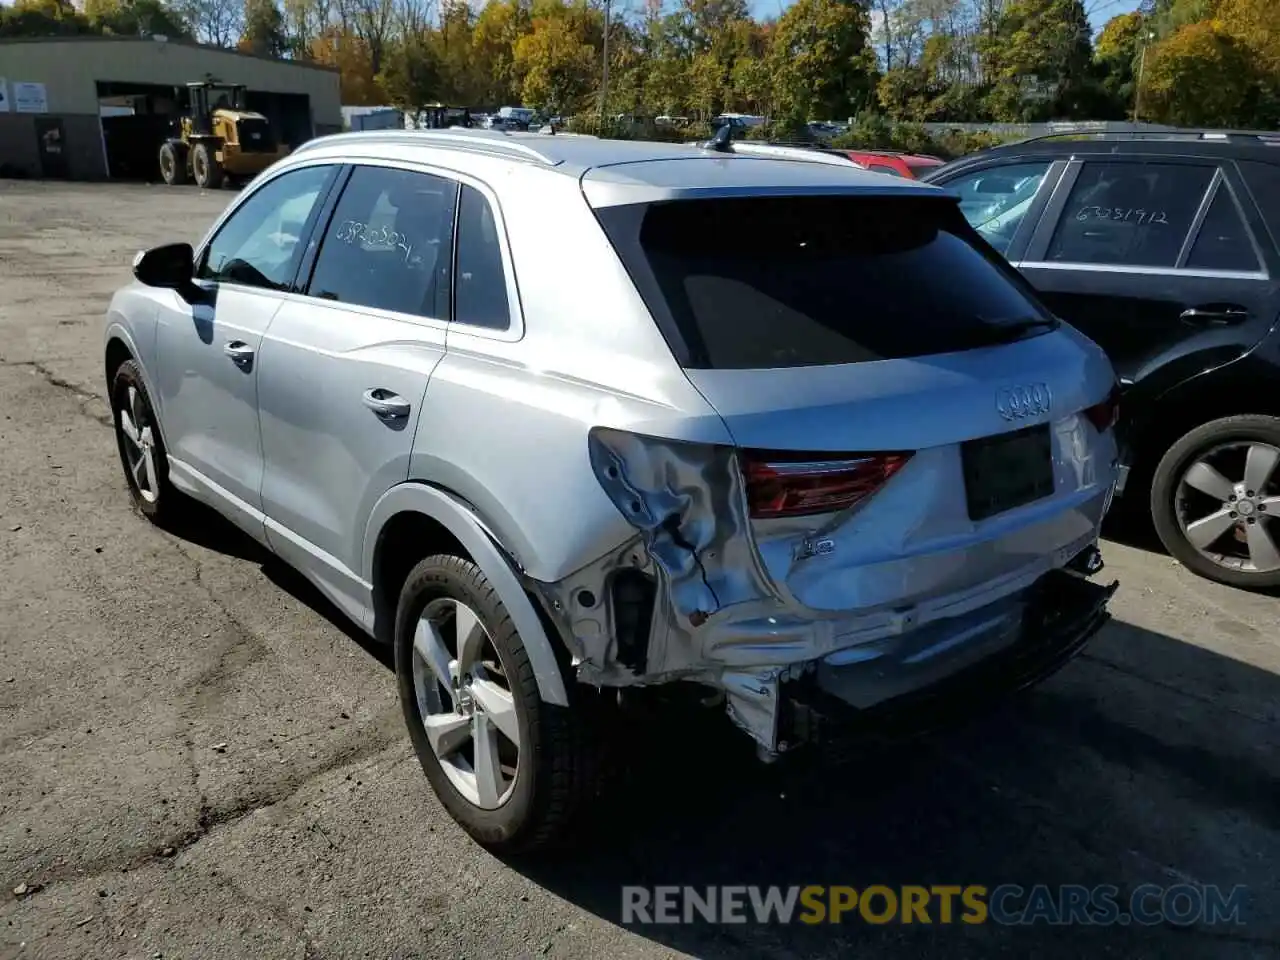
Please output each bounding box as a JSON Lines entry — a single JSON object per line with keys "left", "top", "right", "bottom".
{"left": 394, "top": 554, "right": 599, "bottom": 852}
{"left": 110, "top": 360, "right": 185, "bottom": 525}
{"left": 1151, "top": 415, "right": 1280, "bottom": 589}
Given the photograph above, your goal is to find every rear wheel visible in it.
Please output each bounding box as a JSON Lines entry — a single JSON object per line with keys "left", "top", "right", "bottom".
{"left": 158, "top": 142, "right": 186, "bottom": 186}
{"left": 1151, "top": 415, "right": 1280, "bottom": 589}
{"left": 394, "top": 554, "right": 599, "bottom": 852}
{"left": 192, "top": 142, "right": 223, "bottom": 190}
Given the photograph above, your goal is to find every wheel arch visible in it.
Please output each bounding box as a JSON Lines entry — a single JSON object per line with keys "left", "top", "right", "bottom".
{"left": 104, "top": 322, "right": 173, "bottom": 452}
{"left": 364, "top": 482, "right": 570, "bottom": 708}
{"left": 1124, "top": 353, "right": 1280, "bottom": 499}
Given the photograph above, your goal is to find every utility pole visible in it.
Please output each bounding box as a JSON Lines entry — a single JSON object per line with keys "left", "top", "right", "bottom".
{"left": 599, "top": 0, "right": 612, "bottom": 122}
{"left": 1132, "top": 31, "right": 1155, "bottom": 123}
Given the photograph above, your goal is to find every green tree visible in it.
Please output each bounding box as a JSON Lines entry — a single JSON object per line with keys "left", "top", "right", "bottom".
{"left": 240, "top": 0, "right": 286, "bottom": 55}
{"left": 982, "top": 0, "right": 1093, "bottom": 120}
{"left": 768, "top": 0, "right": 877, "bottom": 123}
{"left": 379, "top": 31, "right": 442, "bottom": 114}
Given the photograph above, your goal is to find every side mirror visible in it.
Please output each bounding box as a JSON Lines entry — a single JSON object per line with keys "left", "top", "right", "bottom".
{"left": 132, "top": 242, "right": 194, "bottom": 289}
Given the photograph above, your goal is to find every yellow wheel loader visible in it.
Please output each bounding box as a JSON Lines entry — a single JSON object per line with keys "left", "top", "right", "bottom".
{"left": 159, "top": 81, "right": 289, "bottom": 189}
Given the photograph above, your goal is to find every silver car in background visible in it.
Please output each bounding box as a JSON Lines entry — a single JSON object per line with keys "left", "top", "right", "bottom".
{"left": 105, "top": 130, "right": 1120, "bottom": 852}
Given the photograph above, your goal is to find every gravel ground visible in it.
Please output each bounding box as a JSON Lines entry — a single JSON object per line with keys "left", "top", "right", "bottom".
{"left": 0, "top": 179, "right": 1278, "bottom": 960}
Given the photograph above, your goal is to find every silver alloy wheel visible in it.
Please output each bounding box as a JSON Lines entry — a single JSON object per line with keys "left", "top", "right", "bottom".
{"left": 117, "top": 385, "right": 159, "bottom": 504}
{"left": 1176, "top": 441, "right": 1280, "bottom": 574}
{"left": 411, "top": 597, "right": 520, "bottom": 810}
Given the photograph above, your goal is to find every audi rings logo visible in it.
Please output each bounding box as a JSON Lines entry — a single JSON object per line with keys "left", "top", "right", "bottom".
{"left": 996, "top": 383, "right": 1052, "bottom": 421}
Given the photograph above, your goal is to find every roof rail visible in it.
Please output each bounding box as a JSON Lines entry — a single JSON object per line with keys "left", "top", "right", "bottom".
{"left": 697, "top": 126, "right": 860, "bottom": 168}
{"left": 292, "top": 128, "right": 564, "bottom": 165}
{"left": 1008, "top": 128, "right": 1280, "bottom": 147}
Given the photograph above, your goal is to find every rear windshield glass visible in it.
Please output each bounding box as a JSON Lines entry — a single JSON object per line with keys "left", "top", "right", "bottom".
{"left": 597, "top": 195, "right": 1053, "bottom": 369}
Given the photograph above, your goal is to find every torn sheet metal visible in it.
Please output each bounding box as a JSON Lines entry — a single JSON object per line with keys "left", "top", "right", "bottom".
{"left": 529, "top": 424, "right": 1113, "bottom": 753}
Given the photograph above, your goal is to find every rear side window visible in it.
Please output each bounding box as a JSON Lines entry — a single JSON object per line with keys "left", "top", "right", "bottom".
{"left": 306, "top": 166, "right": 457, "bottom": 318}
{"left": 598, "top": 195, "right": 1054, "bottom": 369}
{"left": 453, "top": 185, "right": 512, "bottom": 330}
{"left": 1186, "top": 184, "right": 1260, "bottom": 272}
{"left": 1045, "top": 161, "right": 1214, "bottom": 267}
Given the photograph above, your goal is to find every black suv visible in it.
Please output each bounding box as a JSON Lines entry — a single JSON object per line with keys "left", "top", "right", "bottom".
{"left": 925, "top": 132, "right": 1280, "bottom": 590}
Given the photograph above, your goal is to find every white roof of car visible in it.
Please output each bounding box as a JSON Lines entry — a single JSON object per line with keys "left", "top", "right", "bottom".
{"left": 292, "top": 129, "right": 941, "bottom": 204}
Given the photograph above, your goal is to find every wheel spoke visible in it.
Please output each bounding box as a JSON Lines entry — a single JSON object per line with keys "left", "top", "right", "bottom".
{"left": 118, "top": 406, "right": 140, "bottom": 444}
{"left": 1185, "top": 508, "right": 1236, "bottom": 550}
{"left": 1246, "top": 520, "right": 1280, "bottom": 572}
{"left": 1182, "top": 460, "right": 1236, "bottom": 502}
{"left": 423, "top": 711, "right": 472, "bottom": 759}
{"left": 413, "top": 618, "right": 455, "bottom": 694}
{"left": 131, "top": 451, "right": 148, "bottom": 487}
{"left": 470, "top": 678, "right": 519, "bottom": 747}
{"left": 128, "top": 387, "right": 146, "bottom": 435}
{"left": 454, "top": 604, "right": 487, "bottom": 673}
{"left": 142, "top": 442, "right": 157, "bottom": 494}
{"left": 471, "top": 713, "right": 505, "bottom": 808}
{"left": 1243, "top": 444, "right": 1280, "bottom": 495}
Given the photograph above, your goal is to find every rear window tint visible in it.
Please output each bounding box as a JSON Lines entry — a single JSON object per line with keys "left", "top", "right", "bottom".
{"left": 599, "top": 195, "right": 1053, "bottom": 369}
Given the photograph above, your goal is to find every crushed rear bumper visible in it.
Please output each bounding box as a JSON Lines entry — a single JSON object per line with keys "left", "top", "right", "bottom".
{"left": 777, "top": 567, "right": 1117, "bottom": 751}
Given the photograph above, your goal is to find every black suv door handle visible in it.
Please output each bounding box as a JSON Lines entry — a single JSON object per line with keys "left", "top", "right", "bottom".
{"left": 1180, "top": 305, "right": 1250, "bottom": 326}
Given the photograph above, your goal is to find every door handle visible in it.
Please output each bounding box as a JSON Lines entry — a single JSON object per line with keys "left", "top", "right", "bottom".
{"left": 224, "top": 341, "right": 255, "bottom": 367}
{"left": 362, "top": 388, "right": 411, "bottom": 420}
{"left": 1180, "top": 305, "right": 1249, "bottom": 326}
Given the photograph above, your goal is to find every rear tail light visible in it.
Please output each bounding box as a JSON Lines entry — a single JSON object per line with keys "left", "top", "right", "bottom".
{"left": 1084, "top": 384, "right": 1121, "bottom": 433}
{"left": 741, "top": 450, "right": 912, "bottom": 519}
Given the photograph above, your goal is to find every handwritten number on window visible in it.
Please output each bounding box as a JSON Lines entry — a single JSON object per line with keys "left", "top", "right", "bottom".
{"left": 1074, "top": 206, "right": 1169, "bottom": 226}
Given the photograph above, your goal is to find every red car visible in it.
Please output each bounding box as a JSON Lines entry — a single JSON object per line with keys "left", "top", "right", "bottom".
{"left": 839, "top": 150, "right": 944, "bottom": 179}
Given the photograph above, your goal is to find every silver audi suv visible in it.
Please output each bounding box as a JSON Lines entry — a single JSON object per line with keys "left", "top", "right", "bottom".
{"left": 104, "top": 129, "right": 1120, "bottom": 851}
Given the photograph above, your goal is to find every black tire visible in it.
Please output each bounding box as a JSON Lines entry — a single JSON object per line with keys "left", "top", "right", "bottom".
{"left": 110, "top": 359, "right": 185, "bottom": 526}
{"left": 192, "top": 142, "right": 223, "bottom": 189}
{"left": 159, "top": 142, "right": 186, "bottom": 186}
{"left": 394, "top": 554, "right": 599, "bottom": 853}
{"left": 1151, "top": 414, "right": 1280, "bottom": 589}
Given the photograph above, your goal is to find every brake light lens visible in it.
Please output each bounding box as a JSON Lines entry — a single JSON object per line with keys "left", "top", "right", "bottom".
{"left": 1084, "top": 384, "right": 1121, "bottom": 433}
{"left": 741, "top": 450, "right": 913, "bottom": 519}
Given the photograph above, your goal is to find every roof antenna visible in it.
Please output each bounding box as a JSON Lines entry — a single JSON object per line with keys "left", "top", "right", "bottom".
{"left": 701, "top": 123, "right": 733, "bottom": 153}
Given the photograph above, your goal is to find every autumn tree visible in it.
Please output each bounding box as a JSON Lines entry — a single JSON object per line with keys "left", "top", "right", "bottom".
{"left": 1141, "top": 19, "right": 1255, "bottom": 125}
{"left": 512, "top": 7, "right": 597, "bottom": 114}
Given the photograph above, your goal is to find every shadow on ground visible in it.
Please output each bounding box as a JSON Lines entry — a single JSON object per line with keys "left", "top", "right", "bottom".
{"left": 164, "top": 499, "right": 1280, "bottom": 959}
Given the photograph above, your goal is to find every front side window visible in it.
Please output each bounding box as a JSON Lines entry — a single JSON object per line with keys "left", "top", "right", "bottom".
{"left": 1044, "top": 161, "right": 1215, "bottom": 267}
{"left": 306, "top": 166, "right": 457, "bottom": 318}
{"left": 198, "top": 165, "right": 334, "bottom": 290}
{"left": 947, "top": 161, "right": 1053, "bottom": 256}
{"left": 453, "top": 185, "right": 512, "bottom": 330}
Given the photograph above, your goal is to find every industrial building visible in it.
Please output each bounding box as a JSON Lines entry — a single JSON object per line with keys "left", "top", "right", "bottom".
{"left": 0, "top": 36, "right": 342, "bottom": 181}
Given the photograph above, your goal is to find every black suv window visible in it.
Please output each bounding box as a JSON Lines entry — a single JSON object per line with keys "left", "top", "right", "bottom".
{"left": 306, "top": 166, "right": 457, "bottom": 318}
{"left": 1045, "top": 161, "right": 1214, "bottom": 268}
{"left": 946, "top": 161, "right": 1054, "bottom": 256}
{"left": 597, "top": 194, "right": 1055, "bottom": 369}
{"left": 453, "top": 185, "right": 512, "bottom": 330}
{"left": 1186, "top": 183, "right": 1260, "bottom": 272}
{"left": 198, "top": 165, "right": 333, "bottom": 290}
